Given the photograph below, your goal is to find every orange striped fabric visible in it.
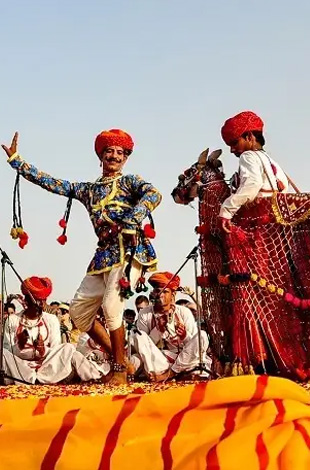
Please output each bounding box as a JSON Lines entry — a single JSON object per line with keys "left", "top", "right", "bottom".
{"left": 0, "top": 375, "right": 310, "bottom": 470}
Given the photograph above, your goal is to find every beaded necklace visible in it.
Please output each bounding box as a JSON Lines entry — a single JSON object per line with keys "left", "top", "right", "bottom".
{"left": 97, "top": 173, "right": 123, "bottom": 185}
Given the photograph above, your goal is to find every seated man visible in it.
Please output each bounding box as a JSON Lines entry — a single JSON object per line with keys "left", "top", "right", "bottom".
{"left": 135, "top": 295, "right": 150, "bottom": 313}
{"left": 3, "top": 276, "right": 107, "bottom": 384}
{"left": 76, "top": 333, "right": 110, "bottom": 376}
{"left": 123, "top": 308, "right": 136, "bottom": 325}
{"left": 133, "top": 272, "right": 211, "bottom": 381}
{"left": 57, "top": 302, "right": 72, "bottom": 343}
{"left": 77, "top": 309, "right": 139, "bottom": 378}
{"left": 175, "top": 298, "right": 197, "bottom": 318}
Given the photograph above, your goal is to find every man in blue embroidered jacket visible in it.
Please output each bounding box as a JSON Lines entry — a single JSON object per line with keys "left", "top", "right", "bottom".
{"left": 2, "top": 129, "right": 162, "bottom": 384}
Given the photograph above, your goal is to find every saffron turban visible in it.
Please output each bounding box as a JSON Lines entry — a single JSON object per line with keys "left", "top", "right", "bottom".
{"left": 94, "top": 129, "right": 134, "bottom": 157}
{"left": 221, "top": 111, "right": 264, "bottom": 145}
{"left": 148, "top": 272, "right": 180, "bottom": 291}
{"left": 21, "top": 276, "right": 53, "bottom": 300}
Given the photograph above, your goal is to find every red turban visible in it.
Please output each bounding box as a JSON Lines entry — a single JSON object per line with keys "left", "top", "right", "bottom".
{"left": 21, "top": 276, "right": 53, "bottom": 300}
{"left": 94, "top": 129, "right": 134, "bottom": 157}
{"left": 221, "top": 111, "right": 264, "bottom": 145}
{"left": 148, "top": 272, "right": 180, "bottom": 291}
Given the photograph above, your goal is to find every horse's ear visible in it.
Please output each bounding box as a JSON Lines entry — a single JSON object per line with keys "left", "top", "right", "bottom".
{"left": 198, "top": 148, "right": 209, "bottom": 167}
{"left": 208, "top": 149, "right": 222, "bottom": 168}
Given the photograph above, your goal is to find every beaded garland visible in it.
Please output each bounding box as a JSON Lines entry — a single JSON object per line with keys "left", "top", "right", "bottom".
{"left": 197, "top": 270, "right": 310, "bottom": 311}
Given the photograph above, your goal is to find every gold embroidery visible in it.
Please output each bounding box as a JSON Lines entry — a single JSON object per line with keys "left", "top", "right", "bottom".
{"left": 271, "top": 193, "right": 310, "bottom": 226}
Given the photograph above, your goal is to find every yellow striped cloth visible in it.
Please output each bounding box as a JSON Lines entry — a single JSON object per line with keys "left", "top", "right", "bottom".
{"left": 0, "top": 375, "right": 310, "bottom": 469}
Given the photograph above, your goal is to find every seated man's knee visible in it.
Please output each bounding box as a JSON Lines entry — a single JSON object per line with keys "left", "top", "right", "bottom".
{"left": 62, "top": 343, "right": 76, "bottom": 354}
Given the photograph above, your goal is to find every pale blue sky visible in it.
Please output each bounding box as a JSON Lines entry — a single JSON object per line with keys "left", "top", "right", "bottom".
{"left": 1, "top": 0, "right": 309, "bottom": 302}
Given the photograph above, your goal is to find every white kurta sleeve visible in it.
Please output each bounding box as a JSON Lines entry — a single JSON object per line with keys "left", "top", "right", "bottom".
{"left": 3, "top": 316, "right": 19, "bottom": 355}
{"left": 48, "top": 315, "right": 62, "bottom": 348}
{"left": 219, "top": 151, "right": 264, "bottom": 220}
{"left": 136, "top": 311, "right": 151, "bottom": 334}
{"left": 179, "top": 306, "right": 197, "bottom": 344}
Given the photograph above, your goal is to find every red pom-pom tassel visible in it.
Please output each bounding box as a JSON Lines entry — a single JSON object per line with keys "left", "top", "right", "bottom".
{"left": 59, "top": 218, "right": 67, "bottom": 229}
{"left": 195, "top": 224, "right": 210, "bottom": 235}
{"left": 217, "top": 274, "right": 230, "bottom": 286}
{"left": 144, "top": 224, "right": 156, "bottom": 239}
{"left": 18, "top": 231, "right": 29, "bottom": 249}
{"left": 57, "top": 234, "right": 67, "bottom": 245}
{"left": 119, "top": 277, "right": 130, "bottom": 289}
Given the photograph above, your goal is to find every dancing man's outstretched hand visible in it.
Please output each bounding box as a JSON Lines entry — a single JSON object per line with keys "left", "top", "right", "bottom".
{"left": 2, "top": 132, "right": 18, "bottom": 158}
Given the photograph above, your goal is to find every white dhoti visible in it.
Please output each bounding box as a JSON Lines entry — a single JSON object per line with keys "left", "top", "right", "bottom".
{"left": 70, "top": 261, "right": 141, "bottom": 332}
{"left": 2, "top": 349, "right": 36, "bottom": 384}
{"left": 2, "top": 343, "right": 106, "bottom": 384}
{"left": 133, "top": 330, "right": 211, "bottom": 375}
{"left": 77, "top": 332, "right": 140, "bottom": 376}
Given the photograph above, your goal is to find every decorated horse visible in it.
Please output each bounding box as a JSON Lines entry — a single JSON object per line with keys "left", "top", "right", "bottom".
{"left": 172, "top": 148, "right": 310, "bottom": 381}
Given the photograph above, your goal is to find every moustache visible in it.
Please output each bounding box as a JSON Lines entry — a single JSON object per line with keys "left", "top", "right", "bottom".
{"left": 105, "top": 157, "right": 122, "bottom": 164}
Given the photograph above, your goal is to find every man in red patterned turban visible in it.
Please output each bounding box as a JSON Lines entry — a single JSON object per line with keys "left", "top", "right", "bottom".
{"left": 21, "top": 276, "right": 53, "bottom": 303}
{"left": 221, "top": 111, "right": 264, "bottom": 149}
{"left": 3, "top": 128, "right": 162, "bottom": 386}
{"left": 148, "top": 271, "right": 181, "bottom": 291}
{"left": 95, "top": 129, "right": 134, "bottom": 157}
{"left": 219, "top": 111, "right": 288, "bottom": 232}
{"left": 132, "top": 271, "right": 211, "bottom": 382}
{"left": 2, "top": 275, "right": 111, "bottom": 384}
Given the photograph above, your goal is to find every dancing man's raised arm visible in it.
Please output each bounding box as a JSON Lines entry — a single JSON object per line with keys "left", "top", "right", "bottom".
{"left": 2, "top": 132, "right": 87, "bottom": 199}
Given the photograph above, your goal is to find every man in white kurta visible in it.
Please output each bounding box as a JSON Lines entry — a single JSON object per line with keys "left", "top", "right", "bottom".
{"left": 133, "top": 271, "right": 211, "bottom": 381}
{"left": 3, "top": 276, "right": 105, "bottom": 384}
{"left": 76, "top": 332, "right": 111, "bottom": 376}
{"left": 219, "top": 111, "right": 289, "bottom": 232}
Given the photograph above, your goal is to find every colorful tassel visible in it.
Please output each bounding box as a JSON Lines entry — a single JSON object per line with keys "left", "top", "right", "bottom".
{"left": 57, "top": 196, "right": 73, "bottom": 245}
{"left": 143, "top": 214, "right": 156, "bottom": 239}
{"left": 11, "top": 171, "right": 29, "bottom": 249}
{"left": 119, "top": 276, "right": 134, "bottom": 299}
{"left": 136, "top": 275, "right": 148, "bottom": 293}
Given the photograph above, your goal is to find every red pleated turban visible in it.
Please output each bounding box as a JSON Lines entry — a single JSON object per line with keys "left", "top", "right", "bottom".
{"left": 94, "top": 129, "right": 134, "bottom": 157}
{"left": 21, "top": 276, "right": 53, "bottom": 300}
{"left": 221, "top": 111, "right": 264, "bottom": 145}
{"left": 148, "top": 272, "right": 180, "bottom": 291}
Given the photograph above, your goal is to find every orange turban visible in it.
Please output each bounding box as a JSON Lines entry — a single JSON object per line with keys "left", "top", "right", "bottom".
{"left": 94, "top": 129, "right": 134, "bottom": 157}
{"left": 21, "top": 276, "right": 53, "bottom": 300}
{"left": 221, "top": 111, "right": 264, "bottom": 145}
{"left": 148, "top": 272, "right": 180, "bottom": 291}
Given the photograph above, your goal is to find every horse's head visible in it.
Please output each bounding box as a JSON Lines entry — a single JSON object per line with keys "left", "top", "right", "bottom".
{"left": 171, "top": 148, "right": 226, "bottom": 205}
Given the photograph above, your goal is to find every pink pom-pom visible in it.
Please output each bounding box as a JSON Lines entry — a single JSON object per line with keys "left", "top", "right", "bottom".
{"left": 292, "top": 297, "right": 301, "bottom": 308}
{"left": 300, "top": 299, "right": 308, "bottom": 310}
{"left": 284, "top": 292, "right": 294, "bottom": 303}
